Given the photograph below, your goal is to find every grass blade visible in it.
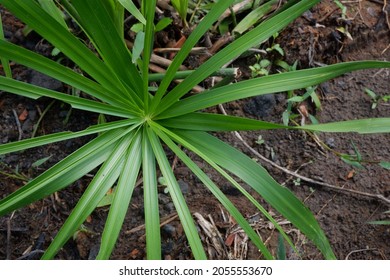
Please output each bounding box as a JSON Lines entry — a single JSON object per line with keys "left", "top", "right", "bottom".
{"left": 142, "top": 127, "right": 161, "bottom": 259}
{"left": 37, "top": 0, "right": 67, "bottom": 28}
{"left": 158, "top": 112, "right": 287, "bottom": 131}
{"left": 0, "top": 14, "right": 12, "bottom": 78}
{"left": 71, "top": 0, "right": 143, "bottom": 96}
{"left": 0, "top": 40, "right": 134, "bottom": 108}
{"left": 303, "top": 118, "right": 390, "bottom": 134}
{"left": 175, "top": 130, "right": 336, "bottom": 259}
{"left": 0, "top": 119, "right": 138, "bottom": 156}
{"left": 97, "top": 132, "right": 142, "bottom": 259}
{"left": 42, "top": 132, "right": 134, "bottom": 259}
{"left": 118, "top": 0, "right": 146, "bottom": 24}
{"left": 150, "top": 0, "right": 236, "bottom": 112}
{"left": 158, "top": 61, "right": 390, "bottom": 118}
{"left": 146, "top": 127, "right": 207, "bottom": 260}
{"left": 155, "top": 0, "right": 321, "bottom": 116}
{"left": 142, "top": 0, "right": 157, "bottom": 110}
{"left": 0, "top": 76, "right": 137, "bottom": 118}
{"left": 232, "top": 0, "right": 278, "bottom": 35}
{"left": 1, "top": 0, "right": 130, "bottom": 99}
{"left": 151, "top": 124, "right": 276, "bottom": 259}
{"left": 0, "top": 127, "right": 133, "bottom": 216}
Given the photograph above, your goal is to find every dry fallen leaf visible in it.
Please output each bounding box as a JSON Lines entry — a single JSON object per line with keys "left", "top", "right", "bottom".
{"left": 18, "top": 108, "right": 28, "bottom": 121}
{"left": 347, "top": 170, "right": 355, "bottom": 179}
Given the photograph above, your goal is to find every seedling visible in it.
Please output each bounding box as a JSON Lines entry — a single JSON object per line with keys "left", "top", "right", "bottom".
{"left": 249, "top": 54, "right": 271, "bottom": 77}
{"left": 364, "top": 88, "right": 390, "bottom": 109}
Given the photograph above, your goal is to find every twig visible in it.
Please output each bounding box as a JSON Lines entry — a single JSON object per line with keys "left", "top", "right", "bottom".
{"left": 218, "top": 104, "right": 390, "bottom": 206}
{"left": 154, "top": 47, "right": 209, "bottom": 55}
{"left": 150, "top": 54, "right": 187, "bottom": 70}
{"left": 384, "top": 0, "right": 390, "bottom": 30}
{"left": 149, "top": 63, "right": 205, "bottom": 93}
{"left": 382, "top": 43, "right": 390, "bottom": 55}
{"left": 12, "top": 109, "right": 23, "bottom": 141}
{"left": 199, "top": 34, "right": 233, "bottom": 63}
{"left": 6, "top": 211, "right": 15, "bottom": 260}
{"left": 345, "top": 248, "right": 380, "bottom": 260}
{"left": 125, "top": 213, "right": 179, "bottom": 235}
{"left": 16, "top": 250, "right": 45, "bottom": 260}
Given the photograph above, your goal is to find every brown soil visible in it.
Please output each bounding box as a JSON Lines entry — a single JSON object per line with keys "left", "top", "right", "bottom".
{"left": 1, "top": 0, "right": 389, "bottom": 260}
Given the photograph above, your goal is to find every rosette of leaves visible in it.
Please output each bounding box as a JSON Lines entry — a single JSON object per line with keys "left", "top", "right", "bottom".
{"left": 0, "top": 0, "right": 389, "bottom": 260}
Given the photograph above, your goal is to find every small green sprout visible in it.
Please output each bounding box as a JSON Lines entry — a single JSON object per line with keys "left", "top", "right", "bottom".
{"left": 364, "top": 88, "right": 390, "bottom": 109}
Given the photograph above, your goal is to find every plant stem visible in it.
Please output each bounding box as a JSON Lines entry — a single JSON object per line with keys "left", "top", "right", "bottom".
{"left": 148, "top": 68, "right": 238, "bottom": 82}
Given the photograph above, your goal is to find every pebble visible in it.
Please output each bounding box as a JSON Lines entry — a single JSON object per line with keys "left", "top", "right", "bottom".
{"left": 158, "top": 193, "right": 170, "bottom": 205}
{"left": 162, "top": 224, "right": 176, "bottom": 237}
{"left": 243, "top": 94, "right": 276, "bottom": 118}
{"left": 164, "top": 202, "right": 175, "bottom": 212}
{"left": 29, "top": 70, "right": 63, "bottom": 91}
{"left": 178, "top": 179, "right": 189, "bottom": 194}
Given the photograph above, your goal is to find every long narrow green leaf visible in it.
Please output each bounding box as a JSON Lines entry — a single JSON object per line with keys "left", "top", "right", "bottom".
{"left": 150, "top": 125, "right": 276, "bottom": 259}
{"left": 0, "top": 76, "right": 136, "bottom": 118}
{"left": 0, "top": 119, "right": 138, "bottom": 155}
{"left": 303, "top": 118, "right": 390, "bottom": 134}
{"left": 232, "top": 0, "right": 278, "bottom": 35}
{"left": 151, "top": 122, "right": 298, "bottom": 258}
{"left": 1, "top": 0, "right": 131, "bottom": 101}
{"left": 71, "top": 0, "right": 143, "bottom": 98}
{"left": 0, "top": 40, "right": 135, "bottom": 109}
{"left": 158, "top": 113, "right": 390, "bottom": 134}
{"left": 0, "top": 14, "right": 12, "bottom": 78}
{"left": 175, "top": 130, "right": 336, "bottom": 259}
{"left": 158, "top": 112, "right": 288, "bottom": 131}
{"left": 42, "top": 132, "right": 134, "bottom": 259}
{"left": 149, "top": 0, "right": 236, "bottom": 112}
{"left": 142, "top": 127, "right": 161, "bottom": 260}
{"left": 37, "top": 0, "right": 67, "bottom": 28}
{"left": 157, "top": 61, "right": 390, "bottom": 119}
{"left": 0, "top": 127, "right": 134, "bottom": 216}
{"left": 118, "top": 0, "right": 146, "bottom": 24}
{"left": 146, "top": 127, "right": 207, "bottom": 260}
{"left": 155, "top": 0, "right": 321, "bottom": 116}
{"left": 97, "top": 131, "right": 142, "bottom": 259}
{"left": 142, "top": 0, "right": 157, "bottom": 110}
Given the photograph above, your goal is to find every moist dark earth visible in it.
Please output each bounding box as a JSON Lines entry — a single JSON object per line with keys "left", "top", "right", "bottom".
{"left": 1, "top": 1, "right": 389, "bottom": 260}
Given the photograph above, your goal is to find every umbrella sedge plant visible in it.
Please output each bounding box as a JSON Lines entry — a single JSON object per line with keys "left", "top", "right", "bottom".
{"left": 0, "top": 0, "right": 389, "bottom": 260}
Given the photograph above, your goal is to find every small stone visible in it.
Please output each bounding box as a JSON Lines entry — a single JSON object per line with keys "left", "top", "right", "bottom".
{"left": 244, "top": 94, "right": 276, "bottom": 118}
{"left": 164, "top": 202, "right": 175, "bottom": 212}
{"left": 162, "top": 224, "right": 176, "bottom": 237}
{"left": 325, "top": 137, "right": 336, "bottom": 148}
{"left": 178, "top": 179, "right": 189, "bottom": 194}
{"left": 158, "top": 193, "right": 170, "bottom": 205}
{"left": 29, "top": 70, "right": 63, "bottom": 91}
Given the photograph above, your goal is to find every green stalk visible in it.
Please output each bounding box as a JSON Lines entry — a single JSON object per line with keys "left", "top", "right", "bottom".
{"left": 148, "top": 68, "right": 238, "bottom": 82}
{"left": 0, "top": 14, "right": 12, "bottom": 78}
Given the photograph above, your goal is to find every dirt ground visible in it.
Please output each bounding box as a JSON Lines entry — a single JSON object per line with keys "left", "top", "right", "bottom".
{"left": 0, "top": 0, "right": 389, "bottom": 260}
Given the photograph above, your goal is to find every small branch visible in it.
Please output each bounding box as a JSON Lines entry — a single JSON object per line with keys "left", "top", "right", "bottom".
{"left": 12, "top": 109, "right": 23, "bottom": 141}
{"left": 125, "top": 213, "right": 179, "bottom": 235}
{"left": 154, "top": 47, "right": 209, "bottom": 55}
{"left": 150, "top": 54, "right": 187, "bottom": 70}
{"left": 218, "top": 104, "right": 390, "bottom": 206}
{"left": 149, "top": 63, "right": 205, "bottom": 93}
{"left": 345, "top": 248, "right": 381, "bottom": 260}
{"left": 16, "top": 250, "right": 45, "bottom": 260}
{"left": 148, "top": 68, "right": 238, "bottom": 82}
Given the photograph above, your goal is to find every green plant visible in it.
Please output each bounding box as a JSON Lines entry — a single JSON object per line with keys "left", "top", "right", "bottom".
{"left": 364, "top": 88, "right": 390, "bottom": 109}
{"left": 171, "top": 0, "right": 189, "bottom": 26}
{"left": 249, "top": 54, "right": 271, "bottom": 77}
{"left": 0, "top": 0, "right": 390, "bottom": 260}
